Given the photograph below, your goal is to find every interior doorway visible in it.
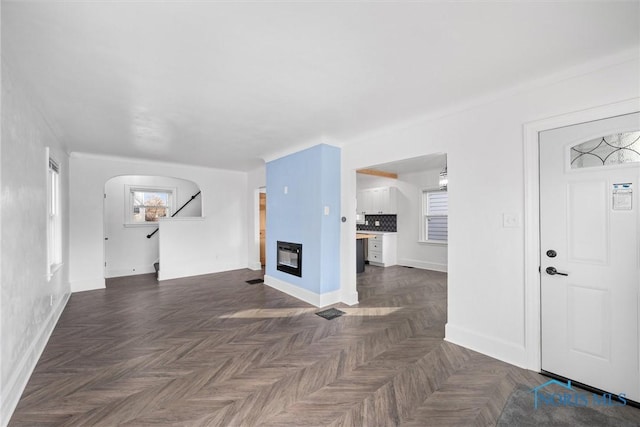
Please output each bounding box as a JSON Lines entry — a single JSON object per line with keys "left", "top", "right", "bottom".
{"left": 103, "top": 175, "right": 202, "bottom": 279}
{"left": 354, "top": 153, "right": 449, "bottom": 276}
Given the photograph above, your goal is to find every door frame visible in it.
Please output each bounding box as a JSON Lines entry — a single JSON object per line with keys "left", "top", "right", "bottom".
{"left": 523, "top": 97, "right": 640, "bottom": 371}
{"left": 250, "top": 187, "right": 267, "bottom": 271}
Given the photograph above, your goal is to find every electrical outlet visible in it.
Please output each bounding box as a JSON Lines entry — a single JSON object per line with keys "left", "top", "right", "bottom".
{"left": 375, "top": 220, "right": 380, "bottom": 226}
{"left": 365, "top": 220, "right": 369, "bottom": 225}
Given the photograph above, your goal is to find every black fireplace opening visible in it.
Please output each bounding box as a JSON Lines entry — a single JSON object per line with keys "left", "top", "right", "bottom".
{"left": 277, "top": 241, "right": 302, "bottom": 277}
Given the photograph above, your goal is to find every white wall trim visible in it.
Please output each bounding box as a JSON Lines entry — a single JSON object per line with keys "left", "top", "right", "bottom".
{"left": 1, "top": 292, "right": 70, "bottom": 426}
{"left": 341, "top": 291, "right": 359, "bottom": 306}
{"left": 522, "top": 97, "right": 640, "bottom": 372}
{"left": 445, "top": 322, "right": 527, "bottom": 369}
{"left": 319, "top": 289, "right": 343, "bottom": 308}
{"left": 340, "top": 167, "right": 358, "bottom": 308}
{"left": 105, "top": 266, "right": 156, "bottom": 278}
{"left": 248, "top": 261, "right": 263, "bottom": 271}
{"left": 250, "top": 188, "right": 262, "bottom": 271}
{"left": 398, "top": 258, "right": 447, "bottom": 273}
{"left": 70, "top": 277, "right": 105, "bottom": 293}
{"left": 264, "top": 274, "right": 342, "bottom": 308}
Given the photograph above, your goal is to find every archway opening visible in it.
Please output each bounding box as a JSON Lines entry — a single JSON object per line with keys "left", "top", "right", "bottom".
{"left": 103, "top": 175, "right": 202, "bottom": 279}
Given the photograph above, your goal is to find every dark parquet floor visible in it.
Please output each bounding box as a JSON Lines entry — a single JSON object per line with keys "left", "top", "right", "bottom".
{"left": 9, "top": 266, "right": 640, "bottom": 426}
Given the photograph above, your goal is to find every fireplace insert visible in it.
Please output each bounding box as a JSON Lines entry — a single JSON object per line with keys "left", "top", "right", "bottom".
{"left": 277, "top": 241, "right": 302, "bottom": 277}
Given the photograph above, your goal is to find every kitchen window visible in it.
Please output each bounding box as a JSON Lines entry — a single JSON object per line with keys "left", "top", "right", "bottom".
{"left": 126, "top": 186, "right": 175, "bottom": 225}
{"left": 421, "top": 189, "right": 448, "bottom": 243}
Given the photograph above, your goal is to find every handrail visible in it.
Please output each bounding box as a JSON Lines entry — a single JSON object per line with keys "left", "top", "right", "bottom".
{"left": 146, "top": 191, "right": 201, "bottom": 238}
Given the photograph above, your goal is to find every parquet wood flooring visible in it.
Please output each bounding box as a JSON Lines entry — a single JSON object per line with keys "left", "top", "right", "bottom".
{"left": 9, "top": 265, "right": 640, "bottom": 426}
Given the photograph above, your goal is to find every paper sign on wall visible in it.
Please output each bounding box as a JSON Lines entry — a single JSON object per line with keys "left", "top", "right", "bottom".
{"left": 613, "top": 183, "right": 632, "bottom": 210}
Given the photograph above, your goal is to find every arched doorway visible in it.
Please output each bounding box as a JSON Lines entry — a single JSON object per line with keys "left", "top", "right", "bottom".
{"left": 103, "top": 175, "right": 202, "bottom": 278}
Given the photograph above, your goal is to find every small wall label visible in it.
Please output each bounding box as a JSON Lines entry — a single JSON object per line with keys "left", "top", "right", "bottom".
{"left": 613, "top": 183, "right": 632, "bottom": 211}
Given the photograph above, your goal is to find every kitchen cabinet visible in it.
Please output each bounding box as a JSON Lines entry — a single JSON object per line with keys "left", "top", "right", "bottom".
{"left": 356, "top": 187, "right": 397, "bottom": 215}
{"left": 367, "top": 233, "right": 397, "bottom": 267}
{"left": 356, "top": 190, "right": 371, "bottom": 215}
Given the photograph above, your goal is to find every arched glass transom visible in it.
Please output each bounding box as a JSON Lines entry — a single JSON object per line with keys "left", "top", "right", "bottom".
{"left": 570, "top": 131, "right": 640, "bottom": 169}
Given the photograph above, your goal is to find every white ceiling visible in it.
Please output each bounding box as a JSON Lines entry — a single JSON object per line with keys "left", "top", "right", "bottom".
{"left": 3, "top": 1, "right": 639, "bottom": 171}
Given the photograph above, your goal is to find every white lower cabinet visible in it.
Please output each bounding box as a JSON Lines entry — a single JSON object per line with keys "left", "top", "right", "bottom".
{"left": 367, "top": 233, "right": 397, "bottom": 267}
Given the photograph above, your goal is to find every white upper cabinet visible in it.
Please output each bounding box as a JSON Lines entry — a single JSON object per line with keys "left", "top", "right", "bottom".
{"left": 357, "top": 187, "right": 397, "bottom": 215}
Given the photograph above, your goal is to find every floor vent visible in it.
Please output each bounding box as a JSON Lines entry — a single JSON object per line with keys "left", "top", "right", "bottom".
{"left": 246, "top": 279, "right": 264, "bottom": 285}
{"left": 315, "top": 308, "right": 345, "bottom": 320}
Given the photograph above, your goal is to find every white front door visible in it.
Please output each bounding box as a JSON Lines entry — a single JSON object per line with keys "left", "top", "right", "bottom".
{"left": 540, "top": 112, "right": 640, "bottom": 401}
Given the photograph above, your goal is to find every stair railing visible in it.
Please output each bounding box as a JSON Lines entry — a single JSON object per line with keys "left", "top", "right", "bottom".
{"left": 146, "top": 191, "right": 201, "bottom": 238}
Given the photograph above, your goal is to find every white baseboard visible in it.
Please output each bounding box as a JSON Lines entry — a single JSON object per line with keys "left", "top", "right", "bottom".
{"left": 1, "top": 292, "right": 70, "bottom": 426}
{"left": 264, "top": 275, "right": 342, "bottom": 308}
{"left": 70, "top": 277, "right": 105, "bottom": 293}
{"left": 445, "top": 323, "right": 527, "bottom": 369}
{"left": 398, "top": 258, "right": 448, "bottom": 273}
{"left": 158, "top": 262, "right": 245, "bottom": 281}
{"left": 248, "top": 261, "right": 263, "bottom": 271}
{"left": 105, "top": 265, "right": 156, "bottom": 278}
{"left": 341, "top": 291, "right": 359, "bottom": 306}
{"left": 319, "top": 289, "right": 342, "bottom": 308}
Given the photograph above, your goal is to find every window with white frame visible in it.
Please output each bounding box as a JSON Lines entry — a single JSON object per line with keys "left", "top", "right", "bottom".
{"left": 422, "top": 190, "right": 448, "bottom": 243}
{"left": 47, "top": 155, "right": 62, "bottom": 278}
{"left": 127, "top": 186, "right": 175, "bottom": 224}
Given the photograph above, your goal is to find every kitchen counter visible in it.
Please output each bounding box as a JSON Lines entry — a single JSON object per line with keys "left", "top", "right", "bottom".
{"left": 356, "top": 233, "right": 377, "bottom": 239}
{"left": 356, "top": 233, "right": 376, "bottom": 273}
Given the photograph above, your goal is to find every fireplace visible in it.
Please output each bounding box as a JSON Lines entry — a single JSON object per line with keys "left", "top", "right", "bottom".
{"left": 276, "top": 241, "right": 302, "bottom": 277}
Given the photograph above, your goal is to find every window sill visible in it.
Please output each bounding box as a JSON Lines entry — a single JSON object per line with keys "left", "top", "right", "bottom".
{"left": 46, "top": 263, "right": 63, "bottom": 282}
{"left": 418, "top": 240, "right": 448, "bottom": 246}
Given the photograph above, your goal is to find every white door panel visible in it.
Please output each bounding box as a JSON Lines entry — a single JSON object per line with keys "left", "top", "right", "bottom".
{"left": 540, "top": 112, "right": 640, "bottom": 401}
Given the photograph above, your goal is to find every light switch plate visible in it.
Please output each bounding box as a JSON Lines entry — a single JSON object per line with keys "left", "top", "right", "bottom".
{"left": 324, "top": 206, "right": 330, "bottom": 215}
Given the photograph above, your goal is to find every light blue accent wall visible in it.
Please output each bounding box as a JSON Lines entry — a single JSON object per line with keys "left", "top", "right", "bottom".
{"left": 319, "top": 145, "right": 341, "bottom": 292}
{"left": 266, "top": 144, "right": 341, "bottom": 295}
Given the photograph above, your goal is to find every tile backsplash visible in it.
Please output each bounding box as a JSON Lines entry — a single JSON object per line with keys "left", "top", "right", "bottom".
{"left": 356, "top": 214, "right": 397, "bottom": 232}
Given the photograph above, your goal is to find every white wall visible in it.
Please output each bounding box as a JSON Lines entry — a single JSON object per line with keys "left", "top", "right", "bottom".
{"left": 104, "top": 175, "right": 201, "bottom": 278}
{"left": 340, "top": 55, "right": 640, "bottom": 368}
{"left": 69, "top": 154, "right": 248, "bottom": 292}
{"left": 356, "top": 174, "right": 396, "bottom": 191}
{"left": 396, "top": 168, "right": 448, "bottom": 272}
{"left": 1, "top": 66, "right": 71, "bottom": 425}
{"left": 158, "top": 217, "right": 231, "bottom": 281}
